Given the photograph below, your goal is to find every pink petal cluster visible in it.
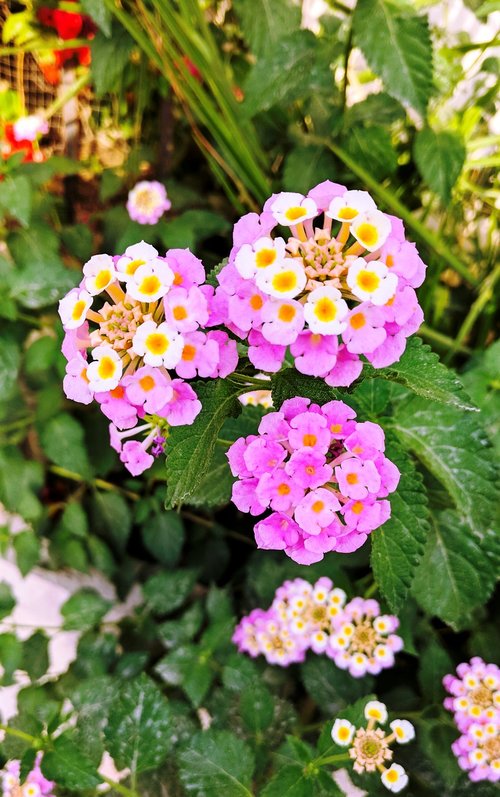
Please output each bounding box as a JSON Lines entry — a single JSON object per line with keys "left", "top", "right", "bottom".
{"left": 210, "top": 180, "right": 426, "bottom": 385}
{"left": 443, "top": 657, "right": 500, "bottom": 783}
{"left": 59, "top": 242, "right": 238, "bottom": 475}
{"left": 227, "top": 397, "right": 399, "bottom": 563}
{"left": 126, "top": 180, "right": 171, "bottom": 224}
{"left": 233, "top": 577, "right": 403, "bottom": 675}
{"left": 1, "top": 753, "right": 55, "bottom": 796}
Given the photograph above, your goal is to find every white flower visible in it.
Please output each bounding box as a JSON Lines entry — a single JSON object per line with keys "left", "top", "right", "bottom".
{"left": 256, "top": 260, "right": 306, "bottom": 300}
{"left": 390, "top": 719, "right": 415, "bottom": 744}
{"left": 331, "top": 718, "right": 355, "bottom": 747}
{"left": 58, "top": 288, "right": 93, "bottom": 329}
{"left": 303, "top": 286, "right": 349, "bottom": 334}
{"left": 350, "top": 652, "right": 368, "bottom": 676}
{"left": 326, "top": 190, "right": 377, "bottom": 222}
{"left": 86, "top": 345, "right": 122, "bottom": 392}
{"left": 22, "top": 784, "right": 41, "bottom": 797}
{"left": 373, "top": 615, "right": 391, "bottom": 634}
{"left": 374, "top": 644, "right": 394, "bottom": 665}
{"left": 235, "top": 236, "right": 287, "bottom": 279}
{"left": 83, "top": 254, "right": 117, "bottom": 295}
{"left": 271, "top": 192, "right": 318, "bottom": 226}
{"left": 351, "top": 210, "right": 392, "bottom": 251}
{"left": 347, "top": 258, "right": 398, "bottom": 305}
{"left": 13, "top": 114, "right": 48, "bottom": 142}
{"left": 131, "top": 320, "right": 184, "bottom": 368}
{"left": 381, "top": 764, "right": 408, "bottom": 793}
{"left": 364, "top": 700, "right": 388, "bottom": 724}
{"left": 116, "top": 241, "right": 159, "bottom": 279}
{"left": 125, "top": 261, "right": 174, "bottom": 302}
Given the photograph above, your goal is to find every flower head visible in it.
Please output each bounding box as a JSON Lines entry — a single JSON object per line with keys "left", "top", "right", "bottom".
{"left": 126, "top": 180, "right": 171, "bottom": 225}
{"left": 1, "top": 754, "right": 55, "bottom": 797}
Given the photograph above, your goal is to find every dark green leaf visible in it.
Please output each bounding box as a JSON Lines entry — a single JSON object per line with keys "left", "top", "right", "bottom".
{"left": 418, "top": 637, "right": 453, "bottom": 702}
{"left": 344, "top": 124, "right": 398, "bottom": 181}
{"left": 0, "top": 581, "right": 15, "bottom": 620}
{"left": 240, "top": 684, "right": 274, "bottom": 733}
{"left": 90, "top": 491, "right": 132, "bottom": 554}
{"left": 141, "top": 510, "right": 185, "bottom": 567}
{"left": 61, "top": 588, "right": 112, "bottom": 631}
{"left": 91, "top": 28, "right": 133, "bottom": 96}
{"left": 284, "top": 147, "right": 338, "bottom": 195}
{"left": 0, "top": 633, "right": 23, "bottom": 684}
{"left": 0, "top": 175, "right": 32, "bottom": 226}
{"left": 414, "top": 128, "right": 466, "bottom": 203}
{"left": 13, "top": 530, "right": 40, "bottom": 575}
{"left": 42, "top": 735, "right": 101, "bottom": 789}
{"left": 158, "top": 210, "right": 230, "bottom": 250}
{"left": 301, "top": 657, "right": 374, "bottom": 714}
{"left": 261, "top": 765, "right": 315, "bottom": 797}
{"left": 155, "top": 645, "right": 215, "bottom": 707}
{"left": 39, "top": 414, "right": 92, "bottom": 479}
{"left": 271, "top": 369, "right": 340, "bottom": 409}
{"left": 22, "top": 632, "right": 49, "bottom": 680}
{"left": 0, "top": 448, "right": 43, "bottom": 521}
{"left": 178, "top": 730, "right": 255, "bottom": 797}
{"left": 0, "top": 337, "right": 20, "bottom": 400}
{"left": 143, "top": 569, "right": 197, "bottom": 615}
{"left": 157, "top": 602, "right": 204, "bottom": 648}
{"left": 234, "top": 0, "right": 301, "bottom": 57}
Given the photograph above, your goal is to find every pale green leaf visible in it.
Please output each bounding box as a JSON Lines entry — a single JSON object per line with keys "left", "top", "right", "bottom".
{"left": 234, "top": 0, "right": 301, "bottom": 57}
{"left": 0, "top": 176, "right": 32, "bottom": 227}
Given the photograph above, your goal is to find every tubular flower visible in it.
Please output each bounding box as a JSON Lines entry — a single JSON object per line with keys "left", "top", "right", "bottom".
{"left": 331, "top": 700, "right": 414, "bottom": 792}
{"left": 58, "top": 242, "right": 238, "bottom": 475}
{"left": 227, "top": 397, "right": 399, "bottom": 563}
{"left": 1, "top": 754, "right": 55, "bottom": 797}
{"left": 327, "top": 597, "right": 403, "bottom": 677}
{"left": 232, "top": 577, "right": 403, "bottom": 671}
{"left": 444, "top": 658, "right": 500, "bottom": 783}
{"left": 126, "top": 180, "right": 172, "bottom": 225}
{"left": 211, "top": 180, "right": 426, "bottom": 385}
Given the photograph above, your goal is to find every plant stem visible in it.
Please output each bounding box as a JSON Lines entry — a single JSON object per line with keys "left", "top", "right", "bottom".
{"left": 43, "top": 71, "right": 90, "bottom": 120}
{"left": 444, "top": 263, "right": 500, "bottom": 363}
{"left": 312, "top": 752, "right": 351, "bottom": 766}
{"left": 100, "top": 776, "right": 139, "bottom": 797}
{"left": 419, "top": 324, "right": 472, "bottom": 354}
{"left": 0, "top": 724, "right": 39, "bottom": 745}
{"left": 48, "top": 466, "right": 140, "bottom": 500}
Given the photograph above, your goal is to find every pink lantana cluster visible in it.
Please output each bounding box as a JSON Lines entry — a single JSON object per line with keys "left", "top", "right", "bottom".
{"left": 1, "top": 754, "right": 55, "bottom": 797}
{"left": 59, "top": 241, "right": 238, "bottom": 475}
{"left": 227, "top": 397, "right": 399, "bottom": 563}
{"left": 126, "top": 180, "right": 171, "bottom": 225}
{"left": 210, "top": 180, "right": 425, "bottom": 386}
{"left": 443, "top": 657, "right": 500, "bottom": 783}
{"left": 233, "top": 577, "right": 403, "bottom": 675}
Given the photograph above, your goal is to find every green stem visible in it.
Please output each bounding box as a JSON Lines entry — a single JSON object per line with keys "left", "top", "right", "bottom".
{"left": 48, "top": 466, "right": 140, "bottom": 500}
{"left": 43, "top": 71, "right": 90, "bottom": 120}
{"left": 311, "top": 137, "right": 479, "bottom": 287}
{"left": 364, "top": 582, "right": 378, "bottom": 598}
{"left": 313, "top": 752, "right": 351, "bottom": 767}
{"left": 100, "top": 776, "right": 139, "bottom": 797}
{"left": 0, "top": 39, "right": 90, "bottom": 55}
{"left": 0, "top": 724, "right": 39, "bottom": 745}
{"left": 444, "top": 263, "right": 500, "bottom": 363}
{"left": 419, "top": 324, "right": 472, "bottom": 354}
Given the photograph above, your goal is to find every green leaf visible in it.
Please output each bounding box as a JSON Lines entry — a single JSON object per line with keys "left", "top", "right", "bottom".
{"left": 39, "top": 414, "right": 92, "bottom": 479}
{"left": 186, "top": 443, "right": 235, "bottom": 507}
{"left": 155, "top": 645, "right": 215, "bottom": 707}
{"left": 283, "top": 147, "right": 338, "bottom": 195}
{"left": 349, "top": 378, "right": 390, "bottom": 418}
{"left": 243, "top": 31, "right": 317, "bottom": 116}
{"left": 0, "top": 337, "right": 20, "bottom": 400}
{"left": 104, "top": 674, "right": 172, "bottom": 773}
{"left": 240, "top": 684, "right": 274, "bottom": 733}
{"left": 61, "top": 588, "right": 112, "bottom": 632}
{"left": 345, "top": 93, "right": 406, "bottom": 125}
{"left": 0, "top": 175, "right": 32, "bottom": 226}
{"left": 392, "top": 395, "right": 498, "bottom": 557}
{"left": 343, "top": 124, "right": 398, "bottom": 181}
{"left": 90, "top": 491, "right": 132, "bottom": 554}
{"left": 59, "top": 502, "right": 88, "bottom": 539}
{"left": 371, "top": 337, "right": 477, "bottom": 411}
{"left": 0, "top": 633, "right": 23, "bottom": 684}
{"left": 370, "top": 440, "right": 430, "bottom": 611}
{"left": 353, "top": 0, "right": 433, "bottom": 116}
{"left": 0, "top": 448, "right": 43, "bottom": 521}
{"left": 301, "top": 656, "right": 374, "bottom": 714}
{"left": 13, "top": 530, "right": 40, "bottom": 575}
{"left": 143, "top": 569, "right": 197, "bottom": 615}
{"left": 91, "top": 27, "right": 133, "bottom": 96}
{"left": 414, "top": 128, "right": 466, "bottom": 203}
{"left": 271, "top": 369, "right": 339, "bottom": 409}
{"left": 157, "top": 602, "right": 204, "bottom": 648}
{"left": 80, "top": 0, "right": 112, "bottom": 36}
{"left": 178, "top": 730, "right": 255, "bottom": 797}
{"left": 234, "top": 0, "right": 301, "bottom": 58}
{"left": 141, "top": 509, "right": 185, "bottom": 567}
{"left": 22, "top": 632, "right": 49, "bottom": 680}
{"left": 412, "top": 510, "right": 495, "bottom": 628}
{"left": 61, "top": 224, "right": 94, "bottom": 262}
{"left": 0, "top": 581, "right": 15, "bottom": 620}
{"left": 165, "top": 380, "right": 242, "bottom": 508}
{"left": 261, "top": 765, "right": 315, "bottom": 797}
{"left": 41, "top": 735, "right": 101, "bottom": 790}
{"left": 158, "top": 210, "right": 230, "bottom": 250}
{"left": 418, "top": 637, "right": 453, "bottom": 703}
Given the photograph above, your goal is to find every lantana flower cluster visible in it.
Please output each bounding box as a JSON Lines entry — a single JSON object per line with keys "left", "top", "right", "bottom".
{"left": 211, "top": 180, "right": 426, "bottom": 386}
{"left": 443, "top": 657, "right": 500, "bottom": 783}
{"left": 233, "top": 577, "right": 403, "bottom": 675}
{"left": 126, "top": 181, "right": 171, "bottom": 225}
{"left": 1, "top": 754, "right": 55, "bottom": 797}
{"left": 59, "top": 241, "right": 237, "bottom": 475}
{"left": 227, "top": 396, "right": 399, "bottom": 563}
{"left": 331, "top": 700, "right": 415, "bottom": 793}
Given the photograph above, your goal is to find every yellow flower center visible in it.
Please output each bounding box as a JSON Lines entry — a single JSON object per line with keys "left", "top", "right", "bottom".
{"left": 95, "top": 270, "right": 111, "bottom": 289}
{"left": 72, "top": 300, "right": 86, "bottom": 320}
{"left": 356, "top": 223, "right": 379, "bottom": 248}
{"left": 256, "top": 248, "right": 277, "bottom": 268}
{"left": 173, "top": 305, "right": 188, "bottom": 320}
{"left": 302, "top": 434, "right": 317, "bottom": 447}
{"left": 250, "top": 294, "right": 264, "bottom": 310}
{"left": 126, "top": 258, "right": 145, "bottom": 275}
{"left": 356, "top": 270, "right": 380, "bottom": 292}
{"left": 313, "top": 297, "right": 337, "bottom": 322}
{"left": 278, "top": 304, "right": 296, "bottom": 322}
{"left": 285, "top": 206, "right": 306, "bottom": 221}
{"left": 350, "top": 312, "right": 366, "bottom": 329}
{"left": 312, "top": 500, "right": 324, "bottom": 513}
{"left": 139, "top": 375, "right": 155, "bottom": 391}
{"left": 277, "top": 483, "right": 291, "bottom": 495}
{"left": 139, "top": 275, "right": 161, "bottom": 296}
{"left": 146, "top": 333, "right": 169, "bottom": 355}
{"left": 97, "top": 356, "right": 116, "bottom": 380}
{"left": 338, "top": 206, "right": 358, "bottom": 220}
{"left": 182, "top": 344, "right": 196, "bottom": 361}
{"left": 272, "top": 271, "right": 297, "bottom": 293}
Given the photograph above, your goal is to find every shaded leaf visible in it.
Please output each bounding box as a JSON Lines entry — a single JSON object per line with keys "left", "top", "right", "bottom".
{"left": 234, "top": 0, "right": 301, "bottom": 58}
{"left": 178, "top": 730, "right": 255, "bottom": 797}
{"left": 414, "top": 128, "right": 466, "bottom": 203}
{"left": 42, "top": 736, "right": 101, "bottom": 790}
{"left": 61, "top": 589, "right": 112, "bottom": 632}
{"left": 0, "top": 175, "right": 32, "bottom": 226}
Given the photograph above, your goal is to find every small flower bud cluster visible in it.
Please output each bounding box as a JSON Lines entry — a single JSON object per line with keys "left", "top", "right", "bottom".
{"left": 227, "top": 397, "right": 399, "bottom": 563}
{"left": 210, "top": 180, "right": 426, "bottom": 386}
{"left": 59, "top": 241, "right": 238, "bottom": 475}
{"left": 1, "top": 754, "right": 55, "bottom": 797}
{"left": 126, "top": 180, "right": 172, "bottom": 225}
{"left": 443, "top": 657, "right": 500, "bottom": 783}
{"left": 331, "top": 700, "right": 414, "bottom": 793}
{"left": 233, "top": 577, "right": 403, "bottom": 674}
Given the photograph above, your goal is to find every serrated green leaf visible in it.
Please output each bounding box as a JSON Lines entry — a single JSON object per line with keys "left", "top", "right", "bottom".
{"left": 184, "top": 443, "right": 235, "bottom": 508}
{"left": 370, "top": 440, "right": 429, "bottom": 611}
{"left": 414, "top": 128, "right": 466, "bottom": 203}
{"left": 234, "top": 0, "right": 301, "bottom": 58}
{"left": 61, "top": 589, "right": 112, "bottom": 632}
{"left": 104, "top": 674, "right": 172, "bottom": 773}
{"left": 80, "top": 0, "right": 112, "bottom": 36}
{"left": 158, "top": 602, "right": 204, "bottom": 648}
{"left": 90, "top": 491, "right": 132, "bottom": 554}
{"left": 165, "top": 380, "right": 242, "bottom": 508}
{"left": 155, "top": 645, "right": 215, "bottom": 707}
{"left": 143, "top": 568, "right": 196, "bottom": 615}
{"left": 371, "top": 337, "right": 477, "bottom": 411}
{"left": 345, "top": 93, "right": 406, "bottom": 125}
{"left": 301, "top": 656, "right": 374, "bottom": 714}
{"left": 39, "top": 414, "right": 92, "bottom": 479}
{"left": 283, "top": 147, "right": 337, "bottom": 195}
{"left": 271, "top": 369, "right": 340, "bottom": 409}
{"left": 353, "top": 0, "right": 433, "bottom": 116}
{"left": 0, "top": 175, "right": 32, "bottom": 226}
{"left": 243, "top": 31, "right": 317, "bottom": 116}
{"left": 412, "top": 510, "right": 495, "bottom": 628}
{"left": 41, "top": 735, "right": 101, "bottom": 789}
{"left": 344, "top": 124, "right": 398, "bottom": 181}
{"left": 142, "top": 510, "right": 185, "bottom": 567}
{"left": 178, "top": 730, "right": 255, "bottom": 797}
{"left": 22, "top": 632, "right": 49, "bottom": 680}
{"left": 261, "top": 765, "right": 315, "bottom": 797}
{"left": 240, "top": 685, "right": 274, "bottom": 733}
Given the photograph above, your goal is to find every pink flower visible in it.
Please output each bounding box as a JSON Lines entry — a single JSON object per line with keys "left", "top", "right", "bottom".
{"left": 163, "top": 285, "right": 209, "bottom": 332}
{"left": 254, "top": 512, "right": 301, "bottom": 550}
{"left": 166, "top": 248, "right": 206, "bottom": 288}
{"left": 175, "top": 331, "right": 220, "bottom": 379}
{"left": 248, "top": 329, "right": 287, "bottom": 371}
{"left": 335, "top": 458, "right": 381, "bottom": 500}
{"left": 157, "top": 379, "right": 201, "bottom": 426}
{"left": 294, "top": 488, "right": 341, "bottom": 534}
{"left": 288, "top": 411, "right": 331, "bottom": 453}
{"left": 205, "top": 330, "right": 239, "bottom": 377}
{"left": 127, "top": 180, "right": 171, "bottom": 225}
{"left": 121, "top": 440, "right": 155, "bottom": 475}
{"left": 232, "top": 478, "right": 267, "bottom": 515}
{"left": 342, "top": 496, "right": 391, "bottom": 532}
{"left": 256, "top": 467, "right": 305, "bottom": 512}
{"left": 95, "top": 385, "right": 138, "bottom": 429}
{"left": 342, "top": 305, "right": 387, "bottom": 354}
{"left": 63, "top": 354, "right": 93, "bottom": 404}
{"left": 261, "top": 299, "right": 305, "bottom": 345}
{"left": 285, "top": 449, "right": 333, "bottom": 490}
{"left": 290, "top": 331, "right": 338, "bottom": 377}
{"left": 122, "top": 365, "right": 173, "bottom": 413}
{"left": 324, "top": 346, "right": 363, "bottom": 387}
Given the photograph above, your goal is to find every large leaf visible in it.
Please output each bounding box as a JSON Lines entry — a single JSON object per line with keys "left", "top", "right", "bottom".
{"left": 370, "top": 440, "right": 430, "bottom": 611}
{"left": 353, "top": 0, "right": 433, "bottom": 116}
{"left": 414, "top": 128, "right": 466, "bottom": 204}
{"left": 141, "top": 509, "right": 185, "bottom": 567}
{"left": 155, "top": 644, "right": 215, "bottom": 707}
{"left": 61, "top": 589, "right": 112, "bottom": 632}
{"left": 0, "top": 336, "right": 20, "bottom": 401}
{"left": 104, "top": 674, "right": 172, "bottom": 773}
{"left": 234, "top": 0, "right": 301, "bottom": 58}
{"left": 371, "top": 337, "right": 477, "bottom": 411}
{"left": 0, "top": 175, "right": 32, "bottom": 227}
{"left": 301, "top": 656, "right": 374, "bottom": 714}
{"left": 412, "top": 510, "right": 495, "bottom": 629}
{"left": 343, "top": 124, "right": 398, "bottom": 181}
{"left": 165, "top": 380, "right": 242, "bottom": 507}
{"left": 41, "top": 736, "right": 101, "bottom": 790}
{"left": 80, "top": 0, "right": 112, "bottom": 36}
{"left": 39, "top": 413, "right": 93, "bottom": 479}
{"left": 91, "top": 27, "right": 133, "bottom": 96}
{"left": 271, "top": 369, "right": 340, "bottom": 409}
{"left": 178, "top": 730, "right": 255, "bottom": 797}
{"left": 393, "top": 395, "right": 498, "bottom": 561}
{"left": 283, "top": 146, "right": 338, "bottom": 195}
